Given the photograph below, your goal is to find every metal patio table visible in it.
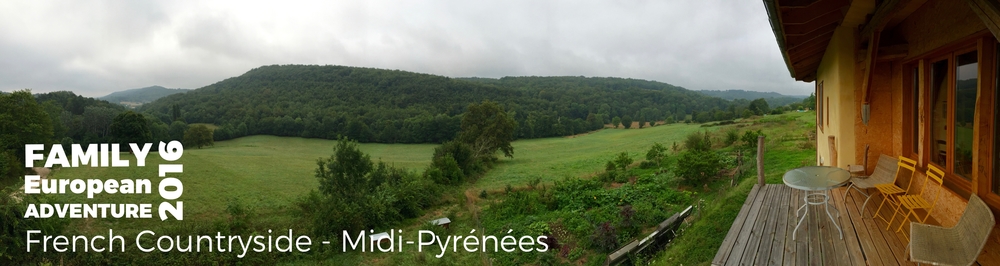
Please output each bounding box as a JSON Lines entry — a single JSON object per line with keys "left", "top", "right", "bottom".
{"left": 783, "top": 166, "right": 851, "bottom": 240}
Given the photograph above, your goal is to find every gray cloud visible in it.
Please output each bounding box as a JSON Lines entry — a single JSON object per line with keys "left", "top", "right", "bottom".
{"left": 0, "top": 0, "right": 813, "bottom": 97}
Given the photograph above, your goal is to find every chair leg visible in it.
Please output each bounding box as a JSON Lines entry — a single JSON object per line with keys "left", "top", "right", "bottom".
{"left": 896, "top": 209, "right": 915, "bottom": 235}
{"left": 874, "top": 193, "right": 890, "bottom": 221}
{"left": 860, "top": 193, "right": 875, "bottom": 216}
{"left": 887, "top": 199, "right": 904, "bottom": 231}
{"left": 843, "top": 183, "right": 854, "bottom": 200}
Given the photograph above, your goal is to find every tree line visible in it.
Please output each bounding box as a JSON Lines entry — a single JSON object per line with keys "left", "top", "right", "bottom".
{"left": 138, "top": 65, "right": 753, "bottom": 143}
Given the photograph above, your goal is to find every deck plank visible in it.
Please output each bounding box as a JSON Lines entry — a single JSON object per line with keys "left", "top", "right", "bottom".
{"left": 841, "top": 187, "right": 883, "bottom": 266}
{"left": 712, "top": 184, "right": 761, "bottom": 266}
{"left": 749, "top": 186, "right": 782, "bottom": 266}
{"left": 860, "top": 192, "right": 900, "bottom": 265}
{"left": 766, "top": 185, "right": 790, "bottom": 266}
{"left": 807, "top": 193, "right": 822, "bottom": 265}
{"left": 819, "top": 192, "right": 838, "bottom": 265}
{"left": 725, "top": 184, "right": 770, "bottom": 265}
{"left": 739, "top": 185, "right": 771, "bottom": 264}
{"left": 782, "top": 187, "right": 798, "bottom": 266}
{"left": 713, "top": 181, "right": 940, "bottom": 266}
{"left": 831, "top": 187, "right": 863, "bottom": 266}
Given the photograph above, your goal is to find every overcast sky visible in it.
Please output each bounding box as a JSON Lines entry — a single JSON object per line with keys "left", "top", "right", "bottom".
{"left": 0, "top": 0, "right": 813, "bottom": 98}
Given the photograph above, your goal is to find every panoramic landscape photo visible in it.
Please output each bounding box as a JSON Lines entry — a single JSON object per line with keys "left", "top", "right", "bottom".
{"left": 18, "top": 1, "right": 979, "bottom": 265}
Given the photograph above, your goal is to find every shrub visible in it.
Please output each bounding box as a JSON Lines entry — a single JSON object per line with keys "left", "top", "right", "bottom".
{"left": 590, "top": 222, "right": 619, "bottom": 252}
{"left": 675, "top": 150, "right": 723, "bottom": 187}
{"left": 724, "top": 129, "right": 740, "bottom": 147}
{"left": 225, "top": 198, "right": 253, "bottom": 233}
{"left": 428, "top": 152, "right": 463, "bottom": 184}
{"left": 613, "top": 151, "right": 632, "bottom": 170}
{"left": 739, "top": 129, "right": 765, "bottom": 152}
{"left": 683, "top": 131, "right": 712, "bottom": 151}
{"left": 644, "top": 142, "right": 668, "bottom": 168}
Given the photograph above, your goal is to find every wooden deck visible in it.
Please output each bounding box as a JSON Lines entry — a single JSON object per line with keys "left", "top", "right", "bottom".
{"left": 712, "top": 184, "right": 953, "bottom": 266}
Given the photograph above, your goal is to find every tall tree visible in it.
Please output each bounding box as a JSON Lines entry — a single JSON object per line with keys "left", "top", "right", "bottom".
{"left": 612, "top": 116, "right": 622, "bottom": 129}
{"left": 183, "top": 124, "right": 214, "bottom": 149}
{"left": 622, "top": 115, "right": 633, "bottom": 129}
{"left": 0, "top": 90, "right": 53, "bottom": 179}
{"left": 168, "top": 120, "right": 188, "bottom": 141}
{"left": 171, "top": 104, "right": 182, "bottom": 122}
{"left": 110, "top": 111, "right": 152, "bottom": 150}
{"left": 748, "top": 98, "right": 771, "bottom": 116}
{"left": 458, "top": 100, "right": 517, "bottom": 161}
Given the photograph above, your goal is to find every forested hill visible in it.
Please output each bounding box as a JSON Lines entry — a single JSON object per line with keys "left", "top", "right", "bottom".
{"left": 697, "top": 89, "right": 806, "bottom": 107}
{"left": 141, "top": 65, "right": 735, "bottom": 143}
{"left": 99, "top": 86, "right": 190, "bottom": 104}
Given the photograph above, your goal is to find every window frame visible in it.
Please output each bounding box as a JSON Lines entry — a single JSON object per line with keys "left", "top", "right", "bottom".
{"left": 904, "top": 34, "right": 999, "bottom": 205}
{"left": 817, "top": 81, "right": 824, "bottom": 133}
{"left": 903, "top": 62, "right": 921, "bottom": 160}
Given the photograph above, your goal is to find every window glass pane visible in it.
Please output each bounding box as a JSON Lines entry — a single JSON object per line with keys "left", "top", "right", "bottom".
{"left": 995, "top": 43, "right": 1000, "bottom": 193}
{"left": 954, "top": 51, "right": 977, "bottom": 179}
{"left": 930, "top": 60, "right": 949, "bottom": 167}
{"left": 912, "top": 67, "right": 919, "bottom": 153}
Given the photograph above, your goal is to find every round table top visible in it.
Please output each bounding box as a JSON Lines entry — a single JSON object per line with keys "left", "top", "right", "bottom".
{"left": 782, "top": 166, "right": 851, "bottom": 191}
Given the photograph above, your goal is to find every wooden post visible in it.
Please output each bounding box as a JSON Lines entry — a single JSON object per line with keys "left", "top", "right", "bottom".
{"left": 757, "top": 136, "right": 765, "bottom": 186}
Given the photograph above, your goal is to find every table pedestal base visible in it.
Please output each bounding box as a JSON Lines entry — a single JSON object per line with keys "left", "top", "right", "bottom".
{"left": 793, "top": 189, "right": 842, "bottom": 240}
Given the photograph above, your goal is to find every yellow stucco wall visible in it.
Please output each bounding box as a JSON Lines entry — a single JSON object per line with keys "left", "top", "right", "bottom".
{"left": 814, "top": 26, "right": 857, "bottom": 169}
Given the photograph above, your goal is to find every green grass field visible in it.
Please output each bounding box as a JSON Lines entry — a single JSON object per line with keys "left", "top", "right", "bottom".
{"left": 42, "top": 111, "right": 817, "bottom": 265}
{"left": 479, "top": 123, "right": 706, "bottom": 189}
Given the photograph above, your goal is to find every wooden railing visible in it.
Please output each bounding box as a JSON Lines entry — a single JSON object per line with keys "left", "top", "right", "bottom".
{"left": 604, "top": 205, "right": 694, "bottom": 266}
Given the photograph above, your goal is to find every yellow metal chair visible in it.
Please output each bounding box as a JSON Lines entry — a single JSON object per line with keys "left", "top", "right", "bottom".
{"left": 872, "top": 156, "right": 917, "bottom": 225}
{"left": 891, "top": 164, "right": 945, "bottom": 242}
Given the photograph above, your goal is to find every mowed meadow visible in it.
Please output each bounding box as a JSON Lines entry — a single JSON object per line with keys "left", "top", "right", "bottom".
{"left": 49, "top": 121, "right": 707, "bottom": 234}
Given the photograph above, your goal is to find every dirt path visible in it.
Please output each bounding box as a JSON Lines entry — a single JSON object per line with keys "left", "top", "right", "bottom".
{"left": 10, "top": 167, "right": 50, "bottom": 202}
{"left": 465, "top": 189, "right": 490, "bottom": 266}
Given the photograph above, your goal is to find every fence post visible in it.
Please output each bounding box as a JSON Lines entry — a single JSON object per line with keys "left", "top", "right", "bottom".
{"left": 757, "top": 136, "right": 765, "bottom": 186}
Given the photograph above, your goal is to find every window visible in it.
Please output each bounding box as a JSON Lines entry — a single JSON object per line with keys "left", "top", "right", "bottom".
{"left": 930, "top": 59, "right": 949, "bottom": 168}
{"left": 912, "top": 67, "right": 919, "bottom": 153}
{"left": 904, "top": 64, "right": 920, "bottom": 157}
{"left": 954, "top": 51, "right": 977, "bottom": 179}
{"left": 922, "top": 46, "right": 979, "bottom": 191}
{"left": 817, "top": 81, "right": 824, "bottom": 132}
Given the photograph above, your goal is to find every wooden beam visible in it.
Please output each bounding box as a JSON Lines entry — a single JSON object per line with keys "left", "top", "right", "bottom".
{"left": 785, "top": 24, "right": 839, "bottom": 45}
{"left": 788, "top": 36, "right": 830, "bottom": 58}
{"left": 787, "top": 31, "right": 834, "bottom": 51}
{"left": 966, "top": 0, "right": 1000, "bottom": 41}
{"left": 783, "top": 9, "right": 843, "bottom": 36}
{"left": 786, "top": 21, "right": 840, "bottom": 37}
{"left": 861, "top": 30, "right": 881, "bottom": 104}
{"left": 884, "top": 0, "right": 929, "bottom": 30}
{"left": 778, "top": 0, "right": 821, "bottom": 7}
{"left": 860, "top": 0, "right": 901, "bottom": 43}
{"left": 857, "top": 43, "right": 910, "bottom": 61}
{"left": 780, "top": 0, "right": 849, "bottom": 24}
{"left": 791, "top": 53, "right": 824, "bottom": 69}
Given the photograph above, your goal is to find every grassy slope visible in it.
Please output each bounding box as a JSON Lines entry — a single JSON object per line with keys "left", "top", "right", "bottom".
{"left": 478, "top": 123, "right": 705, "bottom": 190}
{"left": 650, "top": 111, "right": 816, "bottom": 266}
{"left": 51, "top": 136, "right": 436, "bottom": 235}
{"left": 47, "top": 112, "right": 815, "bottom": 265}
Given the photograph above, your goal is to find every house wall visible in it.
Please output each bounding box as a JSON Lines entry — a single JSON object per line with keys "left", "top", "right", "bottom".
{"left": 845, "top": 0, "right": 1000, "bottom": 262}
{"left": 815, "top": 26, "right": 857, "bottom": 169}
{"left": 802, "top": 0, "right": 1000, "bottom": 261}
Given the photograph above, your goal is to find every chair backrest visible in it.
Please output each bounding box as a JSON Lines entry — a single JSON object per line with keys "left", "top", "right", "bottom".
{"left": 870, "top": 155, "right": 899, "bottom": 180}
{"left": 956, "top": 194, "right": 995, "bottom": 260}
{"left": 894, "top": 156, "right": 917, "bottom": 189}
{"left": 920, "top": 164, "right": 946, "bottom": 211}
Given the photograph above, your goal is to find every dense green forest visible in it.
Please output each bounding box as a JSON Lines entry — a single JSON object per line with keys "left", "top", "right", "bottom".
{"left": 99, "top": 85, "right": 190, "bottom": 103}
{"left": 137, "top": 65, "right": 760, "bottom": 143}
{"left": 696, "top": 89, "right": 806, "bottom": 108}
